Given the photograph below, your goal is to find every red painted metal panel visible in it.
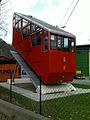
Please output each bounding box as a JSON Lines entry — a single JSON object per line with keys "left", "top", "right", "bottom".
{"left": 12, "top": 14, "right": 76, "bottom": 84}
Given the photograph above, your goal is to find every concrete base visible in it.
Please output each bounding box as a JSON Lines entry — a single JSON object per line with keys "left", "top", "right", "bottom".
{"left": 0, "top": 80, "right": 90, "bottom": 101}
{"left": 36, "top": 83, "right": 76, "bottom": 94}
{"left": 7, "top": 78, "right": 31, "bottom": 84}
{"left": 7, "top": 78, "right": 76, "bottom": 94}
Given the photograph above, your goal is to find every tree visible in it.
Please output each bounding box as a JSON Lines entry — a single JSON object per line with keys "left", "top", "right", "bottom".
{"left": 0, "top": 0, "right": 12, "bottom": 39}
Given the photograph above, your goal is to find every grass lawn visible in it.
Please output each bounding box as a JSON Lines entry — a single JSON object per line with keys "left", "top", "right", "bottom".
{"left": 72, "top": 83, "right": 90, "bottom": 89}
{"left": 0, "top": 85, "right": 90, "bottom": 120}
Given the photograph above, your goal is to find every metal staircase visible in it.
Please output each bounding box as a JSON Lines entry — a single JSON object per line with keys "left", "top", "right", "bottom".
{"left": 10, "top": 50, "right": 43, "bottom": 88}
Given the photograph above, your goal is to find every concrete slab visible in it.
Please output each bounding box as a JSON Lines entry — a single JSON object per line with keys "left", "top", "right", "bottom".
{"left": 7, "top": 78, "right": 76, "bottom": 94}
{"left": 36, "top": 83, "right": 76, "bottom": 94}
{"left": 7, "top": 78, "right": 32, "bottom": 84}
{"left": 0, "top": 81, "right": 90, "bottom": 102}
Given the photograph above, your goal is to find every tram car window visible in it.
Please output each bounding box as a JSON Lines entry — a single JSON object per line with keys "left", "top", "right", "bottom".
{"left": 22, "top": 19, "right": 30, "bottom": 38}
{"left": 64, "top": 38, "right": 68, "bottom": 49}
{"left": 31, "top": 32, "right": 41, "bottom": 47}
{"left": 14, "top": 15, "right": 21, "bottom": 31}
{"left": 50, "top": 34, "right": 57, "bottom": 49}
{"left": 58, "top": 36, "right": 64, "bottom": 49}
{"left": 22, "top": 25, "right": 30, "bottom": 38}
{"left": 15, "top": 21, "right": 21, "bottom": 31}
{"left": 44, "top": 37, "right": 48, "bottom": 50}
{"left": 32, "top": 24, "right": 41, "bottom": 33}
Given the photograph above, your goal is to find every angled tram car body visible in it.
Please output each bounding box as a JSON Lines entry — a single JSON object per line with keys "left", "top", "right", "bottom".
{"left": 13, "top": 12, "right": 76, "bottom": 84}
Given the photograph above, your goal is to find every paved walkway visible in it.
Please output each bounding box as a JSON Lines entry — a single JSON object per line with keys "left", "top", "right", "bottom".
{"left": 0, "top": 99, "right": 50, "bottom": 120}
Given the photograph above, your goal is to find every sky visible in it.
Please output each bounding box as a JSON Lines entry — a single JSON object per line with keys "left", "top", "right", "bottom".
{"left": 1, "top": 0, "right": 90, "bottom": 45}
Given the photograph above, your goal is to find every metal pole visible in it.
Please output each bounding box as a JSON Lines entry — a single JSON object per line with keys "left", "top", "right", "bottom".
{"left": 40, "top": 79, "right": 41, "bottom": 115}
{"left": 12, "top": 62, "right": 19, "bottom": 82}
{"left": 9, "top": 62, "right": 18, "bottom": 102}
{"left": 10, "top": 73, "right": 12, "bottom": 102}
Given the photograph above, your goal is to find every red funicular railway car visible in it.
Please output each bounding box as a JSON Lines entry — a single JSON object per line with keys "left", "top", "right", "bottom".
{"left": 13, "top": 13, "right": 76, "bottom": 84}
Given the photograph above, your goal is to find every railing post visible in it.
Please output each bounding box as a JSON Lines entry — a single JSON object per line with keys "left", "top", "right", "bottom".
{"left": 40, "top": 79, "right": 41, "bottom": 115}
{"left": 10, "top": 73, "right": 12, "bottom": 102}
{"left": 12, "top": 62, "right": 19, "bottom": 82}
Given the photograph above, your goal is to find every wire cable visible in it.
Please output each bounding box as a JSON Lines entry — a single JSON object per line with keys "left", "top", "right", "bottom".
{"left": 64, "top": 0, "right": 80, "bottom": 27}
{"left": 60, "top": 0, "right": 75, "bottom": 27}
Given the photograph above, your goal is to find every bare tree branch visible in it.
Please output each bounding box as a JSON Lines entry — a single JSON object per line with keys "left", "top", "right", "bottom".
{"left": 1, "top": 7, "right": 12, "bottom": 14}
{"left": 0, "top": 0, "right": 12, "bottom": 39}
{"left": 0, "top": 2, "right": 7, "bottom": 6}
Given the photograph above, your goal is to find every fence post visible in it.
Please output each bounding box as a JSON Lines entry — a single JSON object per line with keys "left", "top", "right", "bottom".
{"left": 10, "top": 73, "right": 12, "bottom": 103}
{"left": 12, "top": 62, "right": 19, "bottom": 82}
{"left": 9, "top": 62, "right": 18, "bottom": 102}
{"left": 40, "top": 79, "right": 41, "bottom": 115}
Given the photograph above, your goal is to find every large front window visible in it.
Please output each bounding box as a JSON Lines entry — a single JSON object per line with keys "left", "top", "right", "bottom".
{"left": 57, "top": 36, "right": 69, "bottom": 50}
{"left": 50, "top": 33, "right": 75, "bottom": 52}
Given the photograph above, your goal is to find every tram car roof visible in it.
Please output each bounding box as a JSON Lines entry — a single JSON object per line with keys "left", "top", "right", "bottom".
{"left": 15, "top": 12, "right": 75, "bottom": 38}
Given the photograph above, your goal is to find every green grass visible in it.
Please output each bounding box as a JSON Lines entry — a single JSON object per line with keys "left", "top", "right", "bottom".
{"left": 0, "top": 86, "right": 90, "bottom": 120}
{"left": 41, "top": 94, "right": 90, "bottom": 120}
{"left": 0, "top": 86, "right": 39, "bottom": 112}
{"left": 72, "top": 83, "right": 90, "bottom": 89}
